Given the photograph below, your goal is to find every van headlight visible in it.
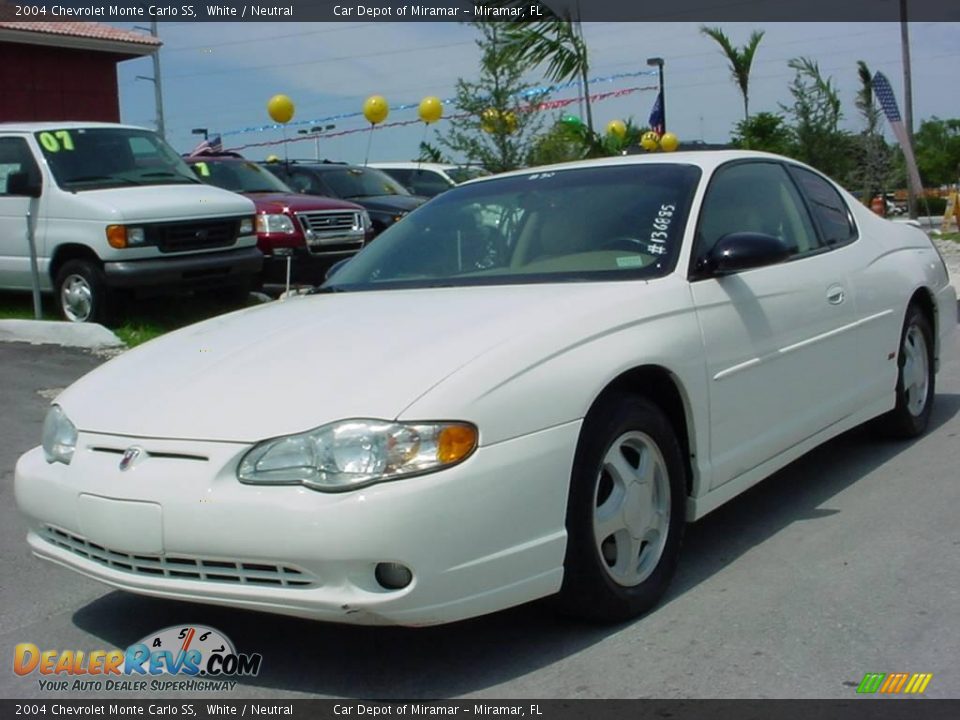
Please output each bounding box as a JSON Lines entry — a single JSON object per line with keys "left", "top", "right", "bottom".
{"left": 41, "top": 405, "right": 78, "bottom": 465}
{"left": 238, "top": 419, "right": 478, "bottom": 492}
{"left": 239, "top": 216, "right": 255, "bottom": 235}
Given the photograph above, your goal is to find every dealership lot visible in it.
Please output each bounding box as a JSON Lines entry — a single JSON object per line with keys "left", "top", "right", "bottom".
{"left": 1, "top": 323, "right": 959, "bottom": 699}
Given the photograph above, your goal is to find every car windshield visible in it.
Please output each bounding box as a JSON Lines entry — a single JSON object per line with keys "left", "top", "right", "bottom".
{"left": 34, "top": 127, "right": 200, "bottom": 191}
{"left": 326, "top": 163, "right": 701, "bottom": 291}
{"left": 446, "top": 166, "right": 488, "bottom": 184}
{"left": 191, "top": 160, "right": 293, "bottom": 193}
{"left": 321, "top": 167, "right": 411, "bottom": 198}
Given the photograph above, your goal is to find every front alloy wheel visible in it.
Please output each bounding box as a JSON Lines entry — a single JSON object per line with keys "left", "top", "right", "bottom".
{"left": 874, "top": 303, "right": 935, "bottom": 438}
{"left": 558, "top": 396, "right": 685, "bottom": 623}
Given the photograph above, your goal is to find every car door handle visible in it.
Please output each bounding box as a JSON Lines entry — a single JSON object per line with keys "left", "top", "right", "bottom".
{"left": 826, "top": 285, "right": 845, "bottom": 305}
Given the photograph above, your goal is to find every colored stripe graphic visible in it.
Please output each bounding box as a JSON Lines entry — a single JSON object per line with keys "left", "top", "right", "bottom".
{"left": 857, "top": 672, "right": 933, "bottom": 694}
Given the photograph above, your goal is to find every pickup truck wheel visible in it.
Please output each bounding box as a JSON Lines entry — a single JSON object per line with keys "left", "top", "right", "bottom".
{"left": 55, "top": 260, "right": 113, "bottom": 324}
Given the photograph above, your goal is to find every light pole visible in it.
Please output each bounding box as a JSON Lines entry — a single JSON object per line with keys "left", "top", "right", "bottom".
{"left": 646, "top": 57, "right": 665, "bottom": 133}
{"left": 298, "top": 125, "right": 335, "bottom": 161}
{"left": 191, "top": 128, "right": 209, "bottom": 141}
{"left": 134, "top": 22, "right": 165, "bottom": 139}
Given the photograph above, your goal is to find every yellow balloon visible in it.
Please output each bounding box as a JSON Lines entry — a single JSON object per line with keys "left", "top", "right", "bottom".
{"left": 503, "top": 111, "right": 517, "bottom": 134}
{"left": 363, "top": 95, "right": 389, "bottom": 125}
{"left": 480, "top": 108, "right": 499, "bottom": 133}
{"left": 267, "top": 94, "right": 295, "bottom": 124}
{"left": 641, "top": 131, "right": 659, "bottom": 151}
{"left": 418, "top": 96, "right": 443, "bottom": 124}
{"left": 265, "top": 154, "right": 280, "bottom": 163}
{"left": 660, "top": 132, "right": 679, "bottom": 152}
{"left": 606, "top": 119, "right": 627, "bottom": 139}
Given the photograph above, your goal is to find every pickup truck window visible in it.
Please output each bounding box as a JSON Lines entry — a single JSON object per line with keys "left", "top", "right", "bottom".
{"left": 34, "top": 127, "right": 200, "bottom": 191}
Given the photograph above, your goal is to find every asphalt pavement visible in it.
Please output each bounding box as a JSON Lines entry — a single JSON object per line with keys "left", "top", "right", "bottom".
{"left": 1, "top": 307, "right": 959, "bottom": 700}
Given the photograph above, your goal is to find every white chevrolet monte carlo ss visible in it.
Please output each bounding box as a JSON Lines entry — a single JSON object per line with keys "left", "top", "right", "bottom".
{"left": 15, "top": 151, "right": 957, "bottom": 626}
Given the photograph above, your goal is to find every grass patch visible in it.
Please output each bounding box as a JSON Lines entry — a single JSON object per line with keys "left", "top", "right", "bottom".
{"left": 0, "top": 290, "right": 260, "bottom": 348}
{"left": 936, "top": 231, "right": 960, "bottom": 243}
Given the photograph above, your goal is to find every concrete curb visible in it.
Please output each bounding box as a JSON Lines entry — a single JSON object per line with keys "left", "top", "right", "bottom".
{"left": 0, "top": 319, "right": 125, "bottom": 349}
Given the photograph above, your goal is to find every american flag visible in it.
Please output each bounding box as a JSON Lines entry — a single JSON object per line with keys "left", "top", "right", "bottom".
{"left": 188, "top": 134, "right": 223, "bottom": 156}
{"left": 648, "top": 91, "right": 664, "bottom": 136}
{"left": 872, "top": 72, "right": 923, "bottom": 195}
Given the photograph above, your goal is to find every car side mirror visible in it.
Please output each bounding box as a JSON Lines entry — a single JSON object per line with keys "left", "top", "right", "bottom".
{"left": 704, "top": 232, "right": 791, "bottom": 276}
{"left": 7, "top": 171, "right": 42, "bottom": 198}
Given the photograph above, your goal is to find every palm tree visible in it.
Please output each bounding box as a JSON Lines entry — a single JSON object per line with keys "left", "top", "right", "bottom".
{"left": 497, "top": 5, "right": 594, "bottom": 132}
{"left": 700, "top": 26, "right": 765, "bottom": 121}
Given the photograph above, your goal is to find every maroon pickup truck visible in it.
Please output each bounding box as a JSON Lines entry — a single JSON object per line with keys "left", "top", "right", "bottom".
{"left": 187, "top": 155, "right": 372, "bottom": 285}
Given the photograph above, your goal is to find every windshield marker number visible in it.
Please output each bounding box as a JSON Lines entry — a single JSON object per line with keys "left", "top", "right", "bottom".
{"left": 647, "top": 204, "right": 675, "bottom": 254}
{"left": 38, "top": 131, "right": 75, "bottom": 153}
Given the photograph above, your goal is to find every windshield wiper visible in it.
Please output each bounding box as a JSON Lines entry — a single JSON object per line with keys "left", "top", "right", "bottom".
{"left": 65, "top": 175, "right": 139, "bottom": 186}
{"left": 307, "top": 285, "right": 347, "bottom": 294}
{"left": 139, "top": 171, "right": 201, "bottom": 184}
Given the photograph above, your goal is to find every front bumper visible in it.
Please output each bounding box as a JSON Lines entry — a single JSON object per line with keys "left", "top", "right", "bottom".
{"left": 103, "top": 246, "right": 263, "bottom": 290}
{"left": 14, "top": 421, "right": 579, "bottom": 626}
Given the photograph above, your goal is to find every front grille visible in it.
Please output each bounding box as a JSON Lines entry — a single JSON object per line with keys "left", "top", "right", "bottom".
{"left": 41, "top": 526, "right": 316, "bottom": 588}
{"left": 147, "top": 218, "right": 241, "bottom": 253}
{"left": 296, "top": 211, "right": 364, "bottom": 249}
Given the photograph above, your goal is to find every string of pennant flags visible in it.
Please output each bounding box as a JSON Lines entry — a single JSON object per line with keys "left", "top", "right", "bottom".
{"left": 219, "top": 68, "right": 660, "bottom": 140}
{"left": 226, "top": 84, "right": 658, "bottom": 153}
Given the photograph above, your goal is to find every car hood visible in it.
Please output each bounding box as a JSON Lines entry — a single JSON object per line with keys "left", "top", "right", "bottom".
{"left": 246, "top": 192, "right": 363, "bottom": 214}
{"left": 73, "top": 184, "right": 254, "bottom": 222}
{"left": 353, "top": 195, "right": 425, "bottom": 214}
{"left": 57, "top": 284, "right": 632, "bottom": 443}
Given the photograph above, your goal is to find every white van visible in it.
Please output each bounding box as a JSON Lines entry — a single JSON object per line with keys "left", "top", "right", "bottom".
{"left": 0, "top": 122, "right": 261, "bottom": 323}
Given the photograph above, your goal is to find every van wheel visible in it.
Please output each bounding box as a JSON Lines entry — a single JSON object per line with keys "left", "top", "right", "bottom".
{"left": 557, "top": 396, "right": 686, "bottom": 623}
{"left": 55, "top": 260, "right": 113, "bottom": 324}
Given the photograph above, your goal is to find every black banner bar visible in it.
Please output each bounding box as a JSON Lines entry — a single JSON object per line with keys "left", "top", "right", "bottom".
{"left": 1, "top": 0, "right": 959, "bottom": 23}
{"left": 3, "top": 700, "right": 960, "bottom": 720}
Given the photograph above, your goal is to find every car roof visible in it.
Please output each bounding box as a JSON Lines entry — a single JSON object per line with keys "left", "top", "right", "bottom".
{"left": 0, "top": 121, "right": 152, "bottom": 133}
{"left": 368, "top": 162, "right": 459, "bottom": 171}
{"left": 465, "top": 150, "right": 815, "bottom": 185}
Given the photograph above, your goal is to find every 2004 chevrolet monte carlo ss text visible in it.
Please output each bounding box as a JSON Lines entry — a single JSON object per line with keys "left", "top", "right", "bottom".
{"left": 15, "top": 151, "right": 957, "bottom": 626}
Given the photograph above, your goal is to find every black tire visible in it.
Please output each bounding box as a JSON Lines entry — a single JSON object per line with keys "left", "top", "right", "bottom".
{"left": 54, "top": 259, "right": 116, "bottom": 325}
{"left": 557, "top": 395, "right": 686, "bottom": 623}
{"left": 874, "top": 304, "right": 935, "bottom": 438}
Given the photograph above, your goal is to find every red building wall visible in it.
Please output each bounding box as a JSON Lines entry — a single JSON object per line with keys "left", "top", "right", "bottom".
{"left": 0, "top": 42, "right": 124, "bottom": 122}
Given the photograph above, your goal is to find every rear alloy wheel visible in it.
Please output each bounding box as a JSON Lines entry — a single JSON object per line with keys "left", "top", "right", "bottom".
{"left": 875, "top": 304, "right": 935, "bottom": 438}
{"left": 55, "top": 260, "right": 113, "bottom": 324}
{"left": 558, "top": 396, "right": 685, "bottom": 622}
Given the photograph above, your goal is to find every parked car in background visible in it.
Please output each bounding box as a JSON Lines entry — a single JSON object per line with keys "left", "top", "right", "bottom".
{"left": 15, "top": 151, "right": 955, "bottom": 627}
{"left": 369, "top": 162, "right": 489, "bottom": 198}
{"left": 186, "top": 154, "right": 371, "bottom": 285}
{"left": 262, "top": 160, "right": 426, "bottom": 236}
{"left": 0, "top": 122, "right": 260, "bottom": 323}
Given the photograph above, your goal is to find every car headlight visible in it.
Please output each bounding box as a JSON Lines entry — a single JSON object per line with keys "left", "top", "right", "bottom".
{"left": 41, "top": 405, "right": 77, "bottom": 465}
{"left": 237, "top": 419, "right": 478, "bottom": 492}
{"left": 255, "top": 213, "right": 296, "bottom": 234}
{"left": 239, "top": 216, "right": 255, "bottom": 235}
{"left": 106, "top": 225, "right": 145, "bottom": 249}
{"left": 360, "top": 211, "right": 372, "bottom": 232}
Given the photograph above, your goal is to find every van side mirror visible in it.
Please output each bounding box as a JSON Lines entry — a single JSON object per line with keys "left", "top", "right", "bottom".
{"left": 7, "top": 171, "right": 42, "bottom": 198}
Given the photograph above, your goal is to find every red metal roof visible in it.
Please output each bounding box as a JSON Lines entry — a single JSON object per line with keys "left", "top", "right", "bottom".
{"left": 0, "top": 19, "right": 160, "bottom": 48}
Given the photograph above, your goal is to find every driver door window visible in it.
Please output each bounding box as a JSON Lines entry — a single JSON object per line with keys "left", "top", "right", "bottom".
{"left": 695, "top": 161, "right": 821, "bottom": 268}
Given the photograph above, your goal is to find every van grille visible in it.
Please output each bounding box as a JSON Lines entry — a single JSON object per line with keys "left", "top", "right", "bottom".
{"left": 147, "top": 217, "right": 241, "bottom": 253}
{"left": 41, "top": 526, "right": 316, "bottom": 588}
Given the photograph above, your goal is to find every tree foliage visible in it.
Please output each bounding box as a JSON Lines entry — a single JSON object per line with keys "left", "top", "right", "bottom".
{"left": 730, "top": 111, "right": 793, "bottom": 155}
{"left": 848, "top": 60, "right": 896, "bottom": 201}
{"left": 700, "top": 26, "right": 765, "bottom": 121}
{"left": 436, "top": 21, "right": 547, "bottom": 174}
{"left": 780, "top": 57, "right": 854, "bottom": 180}
{"left": 492, "top": 3, "right": 594, "bottom": 131}
{"left": 913, "top": 116, "right": 960, "bottom": 187}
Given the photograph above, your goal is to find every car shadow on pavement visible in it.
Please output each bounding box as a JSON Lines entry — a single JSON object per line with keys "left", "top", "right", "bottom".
{"left": 71, "top": 393, "right": 960, "bottom": 699}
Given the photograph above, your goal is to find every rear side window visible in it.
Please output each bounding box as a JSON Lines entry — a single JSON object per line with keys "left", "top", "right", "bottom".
{"left": 0, "top": 137, "right": 40, "bottom": 195}
{"left": 788, "top": 166, "right": 857, "bottom": 246}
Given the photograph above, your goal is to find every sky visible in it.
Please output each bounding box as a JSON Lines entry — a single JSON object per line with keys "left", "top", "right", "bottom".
{"left": 112, "top": 21, "right": 960, "bottom": 163}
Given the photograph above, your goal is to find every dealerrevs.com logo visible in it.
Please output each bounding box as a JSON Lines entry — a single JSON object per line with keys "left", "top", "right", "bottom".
{"left": 14, "top": 625, "right": 262, "bottom": 692}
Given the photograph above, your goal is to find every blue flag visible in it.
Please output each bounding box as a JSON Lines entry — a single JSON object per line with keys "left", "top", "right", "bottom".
{"left": 648, "top": 91, "right": 664, "bottom": 135}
